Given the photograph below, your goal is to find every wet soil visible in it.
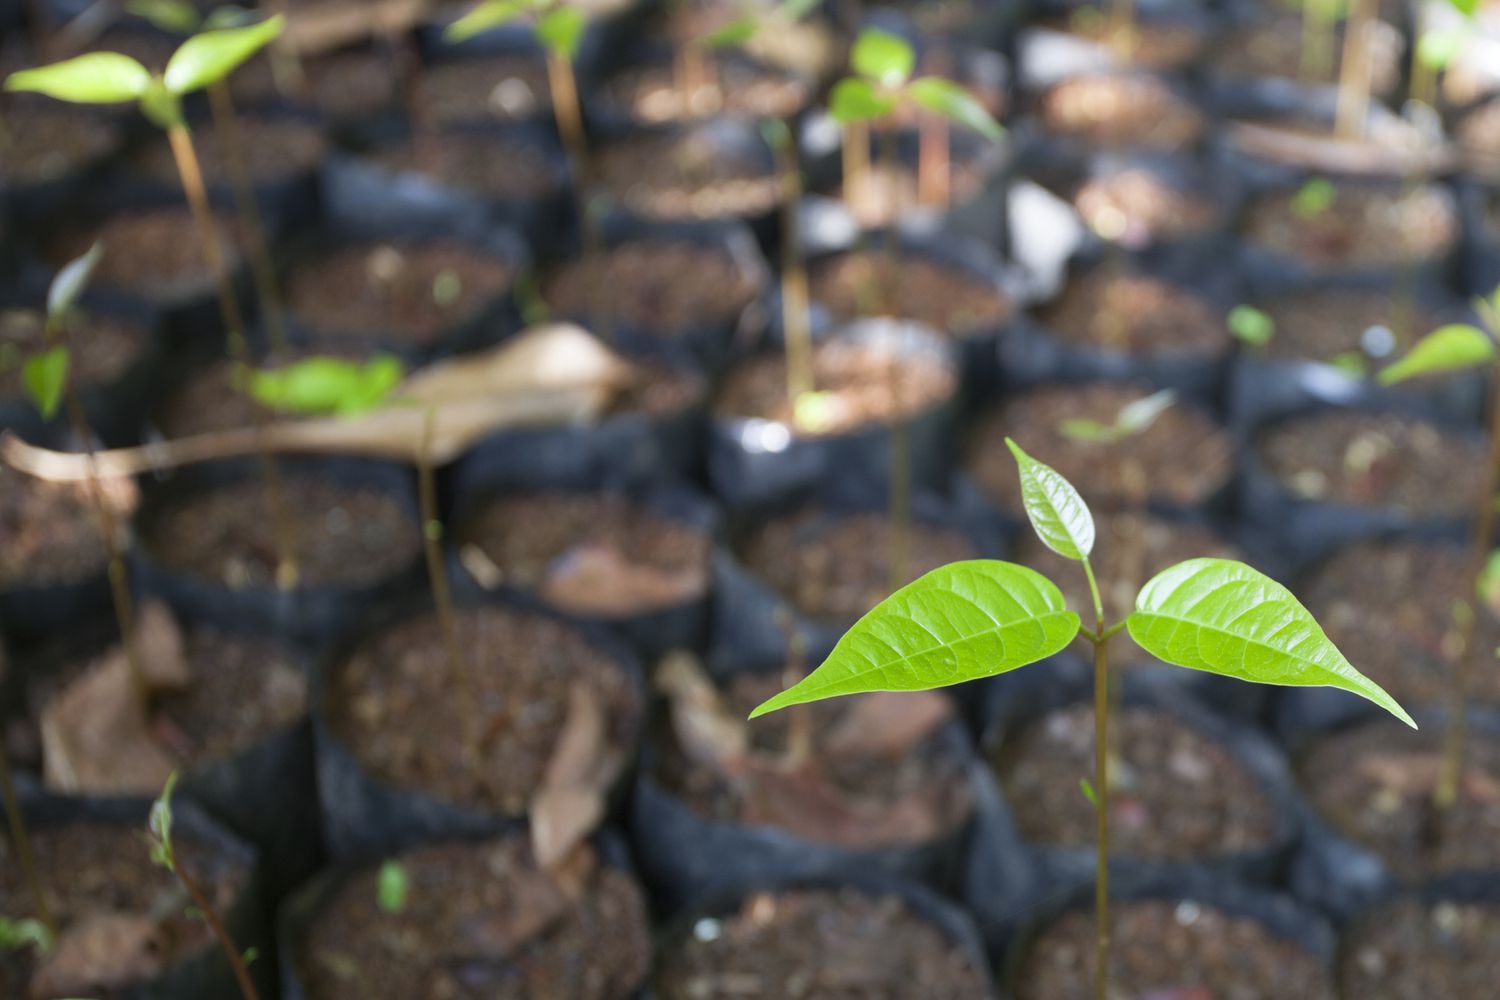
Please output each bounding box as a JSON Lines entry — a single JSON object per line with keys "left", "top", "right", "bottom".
{"left": 0, "top": 464, "right": 135, "bottom": 590}
{"left": 603, "top": 57, "right": 811, "bottom": 125}
{"left": 366, "top": 132, "right": 560, "bottom": 202}
{"left": 129, "top": 116, "right": 326, "bottom": 190}
{"left": 1071, "top": 168, "right": 1219, "bottom": 247}
{"left": 1256, "top": 288, "right": 1445, "bottom": 371}
{"left": 597, "top": 130, "right": 781, "bottom": 222}
{"left": 1038, "top": 73, "right": 1207, "bottom": 150}
{"left": 1340, "top": 896, "right": 1500, "bottom": 1000}
{"left": 51, "top": 208, "right": 243, "bottom": 306}
{"left": 1036, "top": 271, "right": 1227, "bottom": 357}
{"left": 1242, "top": 183, "right": 1459, "bottom": 271}
{"left": 808, "top": 252, "right": 1013, "bottom": 337}
{"left": 424, "top": 55, "right": 553, "bottom": 126}
{"left": 0, "top": 107, "right": 120, "bottom": 187}
{"left": 542, "top": 243, "right": 758, "bottom": 335}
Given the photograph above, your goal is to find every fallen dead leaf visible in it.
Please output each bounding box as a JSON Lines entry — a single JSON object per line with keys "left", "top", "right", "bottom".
{"left": 656, "top": 652, "right": 750, "bottom": 773}
{"left": 529, "top": 685, "right": 618, "bottom": 871}
{"left": 540, "top": 542, "right": 707, "bottom": 616}
{"left": 823, "top": 690, "right": 953, "bottom": 759}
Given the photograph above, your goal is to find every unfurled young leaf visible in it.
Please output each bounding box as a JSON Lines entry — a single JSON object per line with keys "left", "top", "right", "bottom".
{"left": 0, "top": 917, "right": 53, "bottom": 953}
{"left": 908, "top": 76, "right": 1003, "bottom": 142}
{"left": 828, "top": 77, "right": 896, "bottom": 123}
{"left": 1227, "top": 305, "right": 1275, "bottom": 347}
{"left": 1378, "top": 323, "right": 1495, "bottom": 386}
{"left": 536, "top": 6, "right": 587, "bottom": 59}
{"left": 1007, "top": 438, "right": 1094, "bottom": 561}
{"left": 748, "top": 560, "right": 1080, "bottom": 718}
{"left": 1079, "top": 777, "right": 1098, "bottom": 808}
{"left": 23, "top": 346, "right": 69, "bottom": 420}
{"left": 1128, "top": 558, "right": 1416, "bottom": 727}
{"left": 1115, "top": 389, "right": 1176, "bottom": 437}
{"left": 376, "top": 860, "right": 410, "bottom": 915}
{"left": 444, "top": 0, "right": 534, "bottom": 43}
{"left": 148, "top": 772, "right": 180, "bottom": 871}
{"left": 702, "top": 15, "right": 759, "bottom": 49}
{"left": 1417, "top": 27, "right": 1470, "bottom": 72}
{"left": 850, "top": 27, "right": 914, "bottom": 87}
{"left": 48, "top": 243, "right": 104, "bottom": 323}
{"left": 247, "top": 355, "right": 405, "bottom": 417}
{"left": 127, "top": 0, "right": 202, "bottom": 34}
{"left": 5, "top": 53, "right": 152, "bottom": 104}
{"left": 139, "top": 76, "right": 184, "bottom": 128}
{"left": 163, "top": 15, "right": 284, "bottom": 95}
{"left": 1291, "top": 177, "right": 1336, "bottom": 220}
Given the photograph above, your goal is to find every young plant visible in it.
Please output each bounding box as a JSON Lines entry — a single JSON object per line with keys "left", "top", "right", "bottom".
{"left": 1379, "top": 289, "right": 1500, "bottom": 815}
{"left": 750, "top": 440, "right": 1412, "bottom": 1000}
{"left": 1291, "top": 176, "right": 1336, "bottom": 220}
{"left": 376, "top": 859, "right": 410, "bottom": 915}
{"left": 1408, "top": 0, "right": 1478, "bottom": 111}
{"left": 1228, "top": 304, "right": 1276, "bottom": 352}
{"left": 1300, "top": 0, "right": 1346, "bottom": 84}
{"left": 148, "top": 773, "right": 260, "bottom": 1000}
{"left": 6, "top": 15, "right": 302, "bottom": 589}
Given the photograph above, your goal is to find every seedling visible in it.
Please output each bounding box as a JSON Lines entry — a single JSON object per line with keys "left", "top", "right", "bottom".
{"left": 1409, "top": 0, "right": 1479, "bottom": 111}
{"left": 750, "top": 440, "right": 1411, "bottom": 1000}
{"left": 1334, "top": 0, "right": 1376, "bottom": 137}
{"left": 1291, "top": 176, "right": 1336, "bottom": 220}
{"left": 1299, "top": 0, "right": 1346, "bottom": 83}
{"left": 1228, "top": 304, "right": 1276, "bottom": 350}
{"left": 1379, "top": 286, "right": 1500, "bottom": 816}
{"left": 376, "top": 859, "right": 410, "bottom": 915}
{"left": 6, "top": 15, "right": 303, "bottom": 589}
{"left": 0, "top": 916, "right": 53, "bottom": 953}
{"left": 1058, "top": 388, "right": 1176, "bottom": 446}
{"left": 148, "top": 774, "right": 260, "bottom": 1000}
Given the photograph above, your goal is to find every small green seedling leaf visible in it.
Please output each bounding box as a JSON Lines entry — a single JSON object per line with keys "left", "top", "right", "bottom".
{"left": 1128, "top": 558, "right": 1416, "bottom": 727}
{"left": 778, "top": 0, "right": 823, "bottom": 18}
{"left": 1115, "top": 389, "right": 1176, "bottom": 437}
{"left": 127, "top": 0, "right": 202, "bottom": 33}
{"left": 5, "top": 53, "right": 151, "bottom": 104}
{"left": 0, "top": 917, "right": 54, "bottom": 953}
{"left": 1445, "top": 0, "right": 1480, "bottom": 17}
{"left": 23, "top": 346, "right": 69, "bottom": 420}
{"left": 793, "top": 390, "right": 840, "bottom": 434}
{"left": 1417, "top": 27, "right": 1470, "bottom": 72}
{"left": 1326, "top": 351, "right": 1368, "bottom": 377}
{"left": 148, "top": 773, "right": 180, "bottom": 871}
{"left": 1291, "top": 178, "right": 1336, "bottom": 220}
{"left": 748, "top": 560, "right": 1080, "bottom": 718}
{"left": 1079, "top": 778, "right": 1098, "bottom": 808}
{"left": 850, "top": 27, "right": 914, "bottom": 87}
{"left": 702, "top": 16, "right": 760, "bottom": 49}
{"left": 163, "top": 15, "right": 284, "bottom": 95}
{"left": 1058, "top": 418, "right": 1114, "bottom": 443}
{"left": 1227, "top": 305, "right": 1275, "bottom": 347}
{"left": 907, "top": 76, "right": 1003, "bottom": 142}
{"left": 829, "top": 77, "right": 897, "bottom": 123}
{"left": 48, "top": 242, "right": 104, "bottom": 323}
{"left": 536, "top": 6, "right": 586, "bottom": 59}
{"left": 1007, "top": 438, "right": 1094, "bottom": 561}
{"left": 377, "top": 860, "right": 410, "bottom": 914}
{"left": 444, "top": 0, "right": 539, "bottom": 43}
{"left": 1378, "top": 323, "right": 1495, "bottom": 385}
{"left": 247, "top": 355, "right": 405, "bottom": 417}
{"left": 1478, "top": 550, "right": 1500, "bottom": 607}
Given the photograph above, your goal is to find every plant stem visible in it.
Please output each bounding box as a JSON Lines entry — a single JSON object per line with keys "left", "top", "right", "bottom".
{"left": 165, "top": 124, "right": 300, "bottom": 589}
{"left": 1109, "top": 0, "right": 1135, "bottom": 60}
{"left": 1082, "top": 557, "right": 1110, "bottom": 1000}
{"left": 1301, "top": 0, "right": 1334, "bottom": 83}
{"left": 546, "top": 51, "right": 610, "bottom": 342}
{"left": 1408, "top": 5, "right": 1435, "bottom": 111}
{"left": 172, "top": 861, "right": 260, "bottom": 1000}
{"left": 843, "top": 120, "right": 870, "bottom": 222}
{"left": 1334, "top": 0, "right": 1376, "bottom": 139}
{"left": 418, "top": 406, "right": 483, "bottom": 770}
{"left": 916, "top": 45, "right": 952, "bottom": 210}
{"left": 0, "top": 741, "right": 54, "bottom": 938}
{"left": 878, "top": 125, "right": 909, "bottom": 591}
{"left": 206, "top": 82, "right": 287, "bottom": 353}
{"left": 773, "top": 125, "right": 815, "bottom": 404}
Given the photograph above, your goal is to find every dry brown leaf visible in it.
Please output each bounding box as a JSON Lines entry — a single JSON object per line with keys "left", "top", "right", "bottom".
{"left": 540, "top": 543, "right": 707, "bottom": 617}
{"left": 656, "top": 652, "right": 750, "bottom": 773}
{"left": 30, "top": 912, "right": 170, "bottom": 999}
{"left": 822, "top": 690, "right": 953, "bottom": 759}
{"left": 740, "top": 765, "right": 945, "bottom": 846}
{"left": 529, "top": 685, "right": 617, "bottom": 870}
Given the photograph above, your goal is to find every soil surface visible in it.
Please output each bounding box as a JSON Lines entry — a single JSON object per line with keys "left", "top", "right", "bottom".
{"left": 0, "top": 106, "right": 119, "bottom": 187}
{"left": 597, "top": 130, "right": 781, "bottom": 222}
{"left": 424, "top": 55, "right": 553, "bottom": 125}
{"left": 603, "top": 57, "right": 810, "bottom": 124}
{"left": 542, "top": 243, "right": 758, "bottom": 335}
{"left": 138, "top": 474, "right": 419, "bottom": 590}
{"left": 1035, "top": 13, "right": 1206, "bottom": 71}
{"left": 458, "top": 491, "right": 711, "bottom": 616}
{"left": 326, "top": 604, "right": 639, "bottom": 813}
{"left": 1071, "top": 168, "right": 1219, "bottom": 247}
{"left": 232, "top": 46, "right": 399, "bottom": 120}
{"left": 1340, "top": 896, "right": 1500, "bottom": 999}
{"left": 285, "top": 242, "right": 514, "bottom": 344}
{"left": 1299, "top": 720, "right": 1500, "bottom": 880}
{"left": 0, "top": 464, "right": 135, "bottom": 589}
{"left": 0, "top": 308, "right": 146, "bottom": 400}
{"left": 714, "top": 333, "right": 957, "bottom": 436}
{"left": 969, "top": 382, "right": 1234, "bottom": 513}
{"left": 833, "top": 154, "right": 991, "bottom": 229}
{"left": 0, "top": 821, "right": 246, "bottom": 999}
{"left": 1256, "top": 409, "right": 1485, "bottom": 518}
{"left": 995, "top": 704, "right": 1277, "bottom": 859}
{"left": 366, "top": 133, "right": 560, "bottom": 202}
{"left": 1014, "top": 898, "right": 1334, "bottom": 999}
{"left": 1243, "top": 183, "right": 1459, "bottom": 270}
{"left": 296, "top": 837, "right": 650, "bottom": 1000}
{"left": 607, "top": 356, "right": 707, "bottom": 419}
{"left": 652, "top": 670, "right": 973, "bottom": 848}
{"left": 129, "top": 116, "right": 325, "bottom": 189}
{"left": 1036, "top": 271, "right": 1227, "bottom": 357}
{"left": 1038, "top": 73, "right": 1207, "bottom": 150}
{"left": 808, "top": 252, "right": 1013, "bottom": 337}
{"left": 1213, "top": 12, "right": 1400, "bottom": 93}
{"left": 1256, "top": 288, "right": 1445, "bottom": 371}
{"left": 654, "top": 887, "right": 992, "bottom": 999}
{"left": 739, "top": 509, "right": 977, "bottom": 622}
{"left": 1298, "top": 539, "right": 1500, "bottom": 711}
{"left": 1458, "top": 98, "right": 1500, "bottom": 176}
{"left": 52, "top": 208, "right": 243, "bottom": 306}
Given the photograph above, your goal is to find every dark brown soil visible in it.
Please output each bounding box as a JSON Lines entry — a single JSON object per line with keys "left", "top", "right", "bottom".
{"left": 1037, "top": 13, "right": 1206, "bottom": 71}
{"left": 0, "top": 308, "right": 146, "bottom": 399}
{"left": 0, "top": 464, "right": 135, "bottom": 589}
{"left": 969, "top": 382, "right": 1234, "bottom": 514}
{"left": 833, "top": 157, "right": 990, "bottom": 229}
{"left": 1341, "top": 896, "right": 1500, "bottom": 999}
{"left": 139, "top": 475, "right": 420, "bottom": 590}
{"left": 326, "top": 604, "right": 640, "bottom": 813}
{"left": 83, "top": 28, "right": 178, "bottom": 71}
{"left": 0, "top": 821, "right": 247, "bottom": 999}
{"left": 1015, "top": 899, "right": 1334, "bottom": 999}
{"left": 653, "top": 670, "right": 973, "bottom": 848}
{"left": 424, "top": 55, "right": 553, "bottom": 125}
{"left": 1299, "top": 720, "right": 1500, "bottom": 880}
{"left": 295, "top": 836, "right": 650, "bottom": 1000}
{"left": 660, "top": 3, "right": 838, "bottom": 79}
{"left": 604, "top": 57, "right": 811, "bottom": 124}
{"left": 0, "top": 106, "right": 119, "bottom": 186}
{"left": 542, "top": 243, "right": 758, "bottom": 334}
{"left": 996, "top": 704, "right": 1277, "bottom": 858}
{"left": 1243, "top": 183, "right": 1459, "bottom": 270}
{"left": 286, "top": 242, "right": 513, "bottom": 343}
{"left": 1299, "top": 539, "right": 1500, "bottom": 711}
{"left": 808, "top": 252, "right": 1013, "bottom": 337}
{"left": 52, "top": 208, "right": 243, "bottom": 305}
{"left": 597, "top": 130, "right": 781, "bottom": 222}
{"left": 714, "top": 334, "right": 957, "bottom": 436}
{"left": 458, "top": 491, "right": 711, "bottom": 616}
{"left": 607, "top": 357, "right": 707, "bottom": 419}
{"left": 1038, "top": 73, "right": 1207, "bottom": 150}
{"left": 366, "top": 133, "right": 559, "bottom": 202}
{"left": 1458, "top": 99, "right": 1500, "bottom": 177}
{"left": 1256, "top": 410, "right": 1485, "bottom": 517}
{"left": 232, "top": 46, "right": 398, "bottom": 120}
{"left": 739, "top": 509, "right": 977, "bottom": 622}
{"left": 654, "top": 887, "right": 992, "bottom": 1000}
{"left": 1213, "top": 13, "right": 1401, "bottom": 94}
{"left": 1036, "top": 271, "right": 1227, "bottom": 357}
{"left": 1071, "top": 168, "right": 1219, "bottom": 246}
{"left": 1257, "top": 288, "right": 1445, "bottom": 370}
{"left": 129, "top": 116, "right": 325, "bottom": 189}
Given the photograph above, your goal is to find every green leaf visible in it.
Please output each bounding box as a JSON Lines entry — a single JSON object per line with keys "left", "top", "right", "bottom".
{"left": 1417, "top": 27, "right": 1470, "bottom": 72}
{"left": 443, "top": 0, "right": 536, "bottom": 42}
{"left": 850, "top": 27, "right": 913, "bottom": 87}
{"left": 23, "top": 346, "right": 69, "bottom": 420}
{"left": 828, "top": 76, "right": 896, "bottom": 123}
{"left": 1446, "top": 0, "right": 1479, "bottom": 16}
{"left": 127, "top": 0, "right": 202, "bottom": 33}
{"left": 536, "top": 6, "right": 586, "bottom": 59}
{"left": 1006, "top": 438, "right": 1094, "bottom": 561}
{"left": 1378, "top": 323, "right": 1495, "bottom": 385}
{"left": 1058, "top": 418, "right": 1114, "bottom": 443}
{"left": 1326, "top": 351, "right": 1368, "bottom": 377}
{"left": 0, "top": 917, "right": 53, "bottom": 953}
{"left": 748, "top": 560, "right": 1080, "bottom": 718}
{"left": 1127, "top": 558, "right": 1416, "bottom": 727}
{"left": 139, "top": 77, "right": 183, "bottom": 128}
{"left": 1227, "top": 304, "right": 1275, "bottom": 347}
{"left": 247, "top": 355, "right": 405, "bottom": 416}
{"left": 48, "top": 242, "right": 104, "bottom": 322}
{"left": 1291, "top": 177, "right": 1335, "bottom": 220}
{"left": 163, "top": 15, "right": 283, "bottom": 94}
{"left": 1114, "top": 389, "right": 1176, "bottom": 437}
{"left": 377, "top": 860, "right": 410, "bottom": 914}
{"left": 5, "top": 53, "right": 152, "bottom": 104}
{"left": 702, "top": 15, "right": 759, "bottom": 49}
{"left": 148, "top": 772, "right": 180, "bottom": 871}
{"left": 778, "top": 0, "right": 822, "bottom": 18}
{"left": 1079, "top": 778, "right": 1098, "bottom": 808}
{"left": 907, "top": 76, "right": 1003, "bottom": 142}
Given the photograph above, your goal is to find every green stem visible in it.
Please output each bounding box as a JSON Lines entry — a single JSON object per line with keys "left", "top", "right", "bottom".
{"left": 173, "top": 861, "right": 259, "bottom": 1000}
{"left": 773, "top": 123, "right": 814, "bottom": 405}
{"left": 1082, "top": 555, "right": 1110, "bottom": 1000}
{"left": 879, "top": 124, "right": 909, "bottom": 592}
{"left": 547, "top": 51, "right": 611, "bottom": 343}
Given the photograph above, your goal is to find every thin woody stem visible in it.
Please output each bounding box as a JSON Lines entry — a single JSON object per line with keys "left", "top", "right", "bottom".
{"left": 1082, "top": 555, "right": 1110, "bottom": 1000}
{"left": 0, "top": 742, "right": 54, "bottom": 937}
{"left": 173, "top": 862, "right": 260, "bottom": 1000}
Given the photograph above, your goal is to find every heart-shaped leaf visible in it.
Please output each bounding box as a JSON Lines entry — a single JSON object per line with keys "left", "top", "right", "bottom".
{"left": 850, "top": 27, "right": 913, "bottom": 86}
{"left": 1007, "top": 438, "right": 1093, "bottom": 561}
{"left": 749, "top": 560, "right": 1080, "bottom": 718}
{"left": 23, "top": 346, "right": 70, "bottom": 420}
{"left": 5, "top": 53, "right": 152, "bottom": 104}
{"left": 908, "top": 76, "right": 1003, "bottom": 142}
{"left": 1128, "top": 558, "right": 1416, "bottom": 727}
{"left": 163, "top": 15, "right": 284, "bottom": 95}
{"left": 829, "top": 76, "right": 896, "bottom": 123}
{"left": 1378, "top": 323, "right": 1495, "bottom": 386}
